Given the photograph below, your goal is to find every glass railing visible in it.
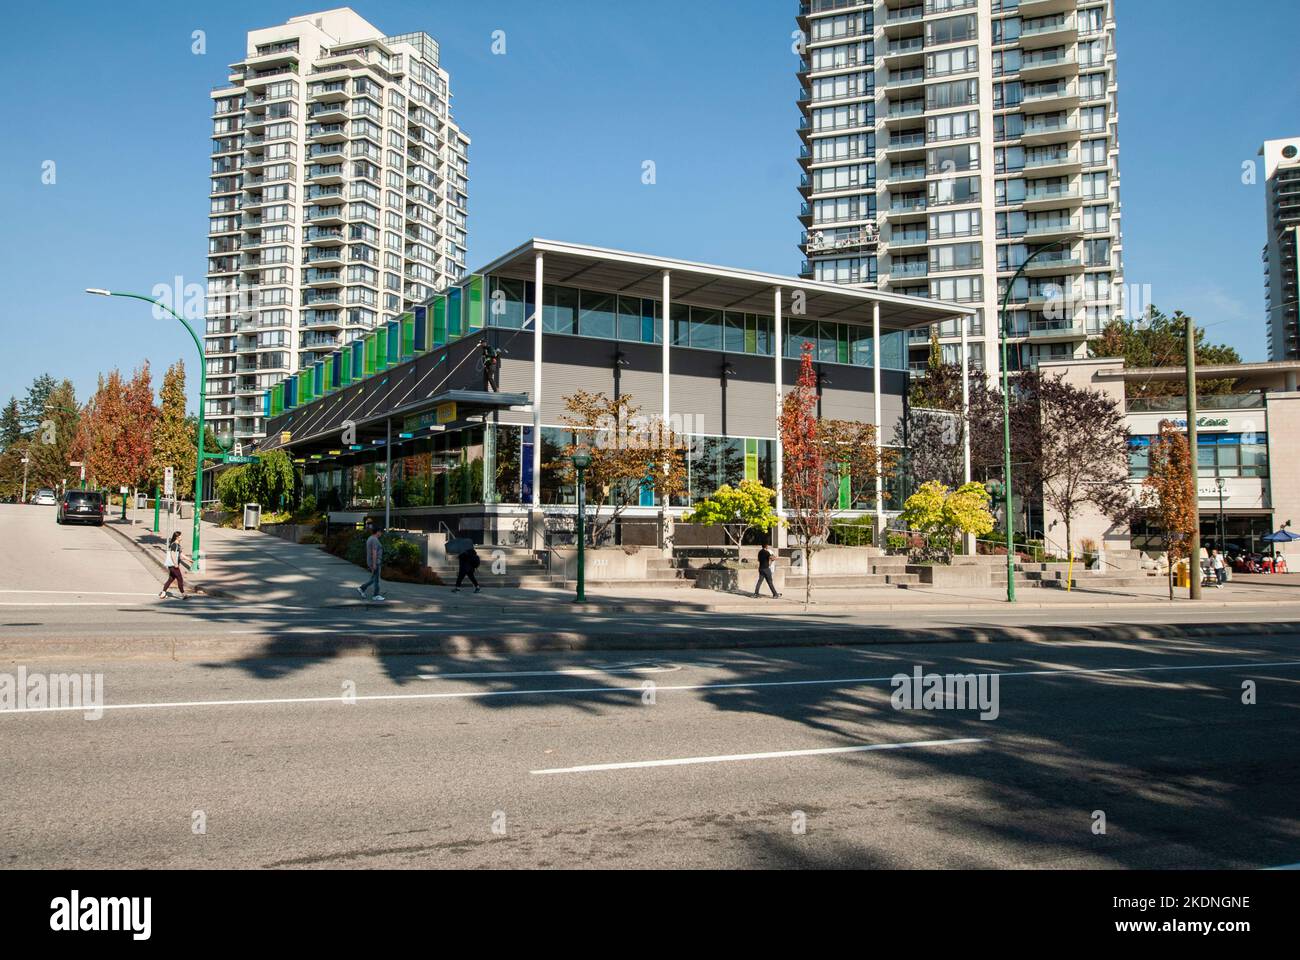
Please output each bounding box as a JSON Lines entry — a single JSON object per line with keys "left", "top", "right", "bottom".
{"left": 1128, "top": 393, "right": 1266, "bottom": 413}
{"left": 1025, "top": 149, "right": 1078, "bottom": 168}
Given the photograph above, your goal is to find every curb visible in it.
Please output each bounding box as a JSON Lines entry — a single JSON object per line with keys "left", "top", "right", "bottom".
{"left": 5, "top": 618, "right": 1300, "bottom": 664}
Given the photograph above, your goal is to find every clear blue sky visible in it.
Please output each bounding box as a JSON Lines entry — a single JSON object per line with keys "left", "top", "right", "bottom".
{"left": 0, "top": 0, "right": 1293, "bottom": 413}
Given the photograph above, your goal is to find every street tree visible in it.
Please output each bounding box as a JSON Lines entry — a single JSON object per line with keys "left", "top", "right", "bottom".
{"left": 0, "top": 398, "right": 21, "bottom": 451}
{"left": 1143, "top": 419, "right": 1198, "bottom": 600}
{"left": 151, "top": 361, "right": 194, "bottom": 494}
{"left": 1036, "top": 374, "right": 1131, "bottom": 560}
{"left": 26, "top": 380, "right": 79, "bottom": 491}
{"left": 1091, "top": 306, "right": 1241, "bottom": 397}
{"left": 558, "top": 390, "right": 688, "bottom": 546}
{"left": 682, "top": 481, "right": 780, "bottom": 556}
{"left": 779, "top": 344, "right": 832, "bottom": 606}
{"left": 18, "top": 373, "right": 56, "bottom": 436}
{"left": 899, "top": 480, "right": 994, "bottom": 563}
{"left": 816, "top": 418, "right": 898, "bottom": 520}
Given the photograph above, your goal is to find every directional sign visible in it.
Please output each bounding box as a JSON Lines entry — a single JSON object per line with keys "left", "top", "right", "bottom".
{"left": 164, "top": 466, "right": 175, "bottom": 497}
{"left": 224, "top": 456, "right": 258, "bottom": 465}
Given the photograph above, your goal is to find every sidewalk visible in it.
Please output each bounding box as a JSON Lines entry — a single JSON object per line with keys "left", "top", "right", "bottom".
{"left": 104, "top": 513, "right": 1300, "bottom": 615}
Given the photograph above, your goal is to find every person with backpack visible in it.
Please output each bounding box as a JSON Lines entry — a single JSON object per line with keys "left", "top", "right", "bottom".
{"left": 356, "top": 523, "right": 386, "bottom": 602}
{"left": 454, "top": 544, "right": 482, "bottom": 593}
{"left": 159, "top": 531, "right": 188, "bottom": 600}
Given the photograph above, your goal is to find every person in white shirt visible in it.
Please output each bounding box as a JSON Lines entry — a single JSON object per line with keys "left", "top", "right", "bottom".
{"left": 159, "top": 531, "right": 188, "bottom": 600}
{"left": 1211, "top": 549, "right": 1226, "bottom": 588}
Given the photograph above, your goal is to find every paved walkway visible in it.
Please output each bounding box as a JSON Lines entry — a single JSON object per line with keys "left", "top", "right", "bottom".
{"left": 105, "top": 510, "right": 1300, "bottom": 614}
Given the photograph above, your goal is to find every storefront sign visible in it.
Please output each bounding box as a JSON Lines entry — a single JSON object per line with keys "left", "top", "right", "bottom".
{"left": 1169, "top": 417, "right": 1230, "bottom": 429}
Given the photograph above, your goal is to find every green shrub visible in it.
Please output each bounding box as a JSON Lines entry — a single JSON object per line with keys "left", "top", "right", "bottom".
{"left": 832, "top": 517, "right": 875, "bottom": 547}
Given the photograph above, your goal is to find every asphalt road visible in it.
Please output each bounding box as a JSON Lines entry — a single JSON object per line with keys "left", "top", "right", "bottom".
{"left": 4, "top": 501, "right": 1300, "bottom": 869}
{"left": 3, "top": 634, "right": 1299, "bottom": 869}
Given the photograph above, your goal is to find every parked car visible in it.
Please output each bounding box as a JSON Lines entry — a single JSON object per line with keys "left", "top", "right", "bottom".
{"left": 32, "top": 488, "right": 57, "bottom": 506}
{"left": 57, "top": 490, "right": 106, "bottom": 526}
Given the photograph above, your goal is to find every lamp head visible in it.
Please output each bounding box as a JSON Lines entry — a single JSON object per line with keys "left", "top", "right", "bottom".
{"left": 85, "top": 288, "right": 112, "bottom": 297}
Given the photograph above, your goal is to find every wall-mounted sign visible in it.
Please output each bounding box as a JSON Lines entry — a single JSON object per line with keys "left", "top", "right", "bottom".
{"left": 1168, "top": 417, "right": 1231, "bottom": 429}
{"left": 435, "top": 402, "right": 458, "bottom": 425}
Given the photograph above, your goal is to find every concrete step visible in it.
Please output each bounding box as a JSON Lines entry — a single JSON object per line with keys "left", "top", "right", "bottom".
{"left": 785, "top": 574, "right": 894, "bottom": 587}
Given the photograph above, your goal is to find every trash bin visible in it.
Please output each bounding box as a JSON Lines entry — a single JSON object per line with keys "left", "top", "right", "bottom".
{"left": 243, "top": 503, "right": 262, "bottom": 530}
{"left": 136, "top": 494, "right": 148, "bottom": 510}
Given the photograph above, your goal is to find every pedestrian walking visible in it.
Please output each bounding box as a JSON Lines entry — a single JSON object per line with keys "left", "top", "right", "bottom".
{"left": 454, "top": 544, "right": 482, "bottom": 593}
{"left": 1212, "top": 548, "right": 1227, "bottom": 588}
{"left": 753, "top": 543, "right": 780, "bottom": 598}
{"left": 159, "top": 531, "right": 188, "bottom": 600}
{"left": 356, "top": 523, "right": 386, "bottom": 602}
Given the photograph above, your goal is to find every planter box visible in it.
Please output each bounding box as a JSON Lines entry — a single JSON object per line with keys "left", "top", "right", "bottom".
{"left": 694, "top": 566, "right": 786, "bottom": 593}
{"left": 550, "top": 547, "right": 649, "bottom": 582}
{"left": 907, "top": 564, "right": 991, "bottom": 587}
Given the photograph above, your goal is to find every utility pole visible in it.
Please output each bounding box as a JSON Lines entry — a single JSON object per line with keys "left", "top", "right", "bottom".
{"left": 20, "top": 456, "right": 29, "bottom": 503}
{"left": 1185, "top": 315, "right": 1202, "bottom": 600}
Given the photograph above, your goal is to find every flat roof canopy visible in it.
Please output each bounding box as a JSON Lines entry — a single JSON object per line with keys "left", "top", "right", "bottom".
{"left": 477, "top": 239, "right": 973, "bottom": 331}
{"left": 1097, "top": 360, "right": 1300, "bottom": 390}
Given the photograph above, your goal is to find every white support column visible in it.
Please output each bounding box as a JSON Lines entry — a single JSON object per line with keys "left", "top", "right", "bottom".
{"left": 532, "top": 252, "right": 544, "bottom": 523}
{"left": 774, "top": 286, "right": 787, "bottom": 548}
{"left": 661, "top": 271, "right": 672, "bottom": 425}
{"left": 961, "top": 313, "right": 975, "bottom": 555}
{"left": 659, "top": 270, "right": 671, "bottom": 551}
{"left": 873, "top": 301, "right": 884, "bottom": 537}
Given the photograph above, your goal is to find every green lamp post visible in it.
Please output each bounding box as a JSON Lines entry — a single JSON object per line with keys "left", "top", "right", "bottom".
{"left": 996, "top": 239, "right": 1072, "bottom": 603}
{"left": 86, "top": 289, "right": 209, "bottom": 572}
{"left": 571, "top": 446, "right": 593, "bottom": 604}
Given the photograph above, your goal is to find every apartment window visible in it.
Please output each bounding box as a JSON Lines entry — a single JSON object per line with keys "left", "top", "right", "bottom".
{"left": 994, "top": 48, "right": 1022, "bottom": 76}
{"left": 813, "top": 257, "right": 877, "bottom": 285}
{"left": 1081, "top": 172, "right": 1109, "bottom": 200}
{"left": 813, "top": 103, "right": 874, "bottom": 131}
{"left": 1083, "top": 204, "right": 1111, "bottom": 232}
{"left": 994, "top": 81, "right": 1023, "bottom": 109}
{"left": 1084, "top": 239, "right": 1111, "bottom": 267}
{"left": 926, "top": 46, "right": 977, "bottom": 78}
{"left": 925, "top": 14, "right": 976, "bottom": 46}
{"left": 927, "top": 111, "right": 979, "bottom": 143}
{"left": 926, "top": 79, "right": 978, "bottom": 110}
{"left": 992, "top": 18, "right": 1020, "bottom": 44}
{"left": 810, "top": 41, "right": 871, "bottom": 71}
{"left": 996, "top": 145, "right": 1026, "bottom": 173}
{"left": 813, "top": 163, "right": 874, "bottom": 192}
{"left": 1081, "top": 138, "right": 1108, "bottom": 167}
{"left": 929, "top": 176, "right": 980, "bottom": 206}
{"left": 929, "top": 209, "right": 981, "bottom": 239}
{"left": 812, "top": 72, "right": 872, "bottom": 102}
{"left": 810, "top": 12, "right": 869, "bottom": 42}
{"left": 995, "top": 179, "right": 1027, "bottom": 206}
{"left": 931, "top": 275, "right": 982, "bottom": 303}
{"left": 995, "top": 113, "right": 1026, "bottom": 141}
{"left": 929, "top": 242, "right": 982, "bottom": 272}
{"left": 927, "top": 143, "right": 979, "bottom": 175}
{"left": 1079, "top": 105, "right": 1108, "bottom": 134}
{"left": 812, "top": 133, "right": 874, "bottom": 162}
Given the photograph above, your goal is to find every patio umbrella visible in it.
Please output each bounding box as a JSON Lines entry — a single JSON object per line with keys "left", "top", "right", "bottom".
{"left": 1261, "top": 529, "right": 1300, "bottom": 571}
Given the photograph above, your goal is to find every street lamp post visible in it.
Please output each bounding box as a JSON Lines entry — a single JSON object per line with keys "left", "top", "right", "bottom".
{"left": 997, "top": 239, "right": 1071, "bottom": 603}
{"left": 570, "top": 446, "right": 593, "bottom": 604}
{"left": 1216, "top": 476, "right": 1226, "bottom": 551}
{"left": 86, "top": 289, "right": 208, "bottom": 572}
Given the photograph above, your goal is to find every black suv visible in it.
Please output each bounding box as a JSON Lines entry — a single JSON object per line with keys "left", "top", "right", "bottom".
{"left": 57, "top": 490, "right": 105, "bottom": 526}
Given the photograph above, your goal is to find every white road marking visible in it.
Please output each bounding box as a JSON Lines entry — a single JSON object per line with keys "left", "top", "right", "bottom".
{"left": 530, "top": 738, "right": 987, "bottom": 775}
{"left": 2, "top": 658, "right": 1298, "bottom": 717}
{"left": 0, "top": 602, "right": 155, "bottom": 607}
{"left": 0, "top": 590, "right": 159, "bottom": 597}
{"left": 416, "top": 664, "right": 679, "bottom": 680}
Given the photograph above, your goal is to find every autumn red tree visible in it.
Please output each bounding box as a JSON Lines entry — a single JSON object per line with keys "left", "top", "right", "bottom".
{"left": 779, "top": 344, "right": 831, "bottom": 605}
{"left": 76, "top": 365, "right": 158, "bottom": 494}
{"left": 1143, "top": 419, "right": 1198, "bottom": 600}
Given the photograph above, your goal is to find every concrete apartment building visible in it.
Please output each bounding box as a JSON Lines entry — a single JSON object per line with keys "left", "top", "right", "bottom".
{"left": 796, "top": 0, "right": 1124, "bottom": 380}
{"left": 1261, "top": 137, "right": 1300, "bottom": 362}
{"left": 206, "top": 8, "right": 470, "bottom": 448}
